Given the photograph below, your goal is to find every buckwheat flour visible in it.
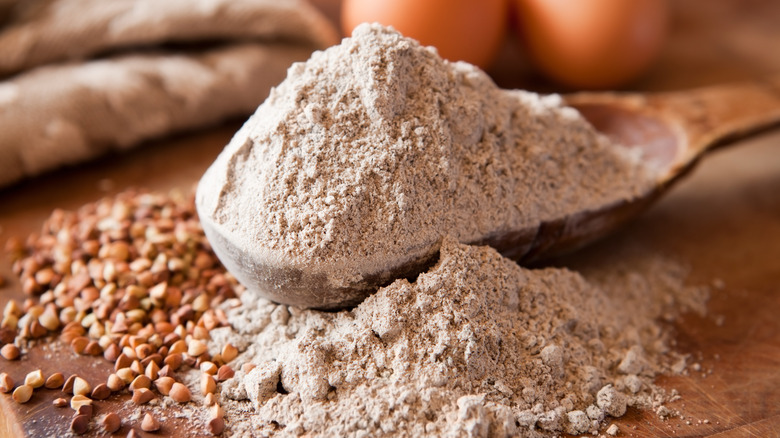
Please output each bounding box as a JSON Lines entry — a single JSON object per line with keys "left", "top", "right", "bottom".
{"left": 5, "top": 188, "right": 706, "bottom": 437}
{"left": 192, "top": 22, "right": 699, "bottom": 437}
{"left": 209, "top": 238, "right": 705, "bottom": 437}
{"left": 196, "top": 23, "right": 654, "bottom": 307}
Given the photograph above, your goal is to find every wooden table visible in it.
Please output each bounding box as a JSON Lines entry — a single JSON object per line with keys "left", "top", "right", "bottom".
{"left": 1, "top": 1, "right": 779, "bottom": 436}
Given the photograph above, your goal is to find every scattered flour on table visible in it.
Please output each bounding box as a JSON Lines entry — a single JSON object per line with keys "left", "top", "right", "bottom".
{"left": 210, "top": 239, "right": 706, "bottom": 437}
{"left": 196, "top": 23, "right": 654, "bottom": 295}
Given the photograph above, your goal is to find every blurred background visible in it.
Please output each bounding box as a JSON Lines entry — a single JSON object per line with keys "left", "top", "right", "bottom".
{"left": 0, "top": 0, "right": 778, "bottom": 191}
{"left": 325, "top": 0, "right": 780, "bottom": 91}
{"left": 338, "top": 0, "right": 669, "bottom": 90}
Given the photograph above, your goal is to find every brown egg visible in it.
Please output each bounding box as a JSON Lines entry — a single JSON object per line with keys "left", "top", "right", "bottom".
{"left": 513, "top": 0, "right": 669, "bottom": 89}
{"left": 341, "top": 0, "right": 509, "bottom": 70}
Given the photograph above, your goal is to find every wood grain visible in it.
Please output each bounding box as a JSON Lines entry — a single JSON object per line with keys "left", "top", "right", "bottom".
{"left": 1, "top": 0, "right": 780, "bottom": 436}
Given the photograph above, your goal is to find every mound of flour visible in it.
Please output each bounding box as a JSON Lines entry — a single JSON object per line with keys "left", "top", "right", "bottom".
{"left": 211, "top": 239, "right": 704, "bottom": 437}
{"left": 196, "top": 23, "right": 653, "bottom": 304}
{"left": 193, "top": 22, "right": 696, "bottom": 437}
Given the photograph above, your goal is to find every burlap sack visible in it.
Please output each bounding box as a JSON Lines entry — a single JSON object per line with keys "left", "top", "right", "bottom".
{"left": 0, "top": 0, "right": 339, "bottom": 187}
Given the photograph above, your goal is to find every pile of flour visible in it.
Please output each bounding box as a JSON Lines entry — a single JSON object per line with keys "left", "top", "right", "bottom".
{"left": 210, "top": 239, "right": 704, "bottom": 437}
{"left": 196, "top": 23, "right": 654, "bottom": 301}
{"left": 193, "top": 22, "right": 699, "bottom": 437}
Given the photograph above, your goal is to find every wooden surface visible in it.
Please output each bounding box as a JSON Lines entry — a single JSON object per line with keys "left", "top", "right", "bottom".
{"left": 1, "top": 0, "right": 780, "bottom": 436}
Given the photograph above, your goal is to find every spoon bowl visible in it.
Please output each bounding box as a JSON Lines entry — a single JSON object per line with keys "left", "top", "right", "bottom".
{"left": 200, "top": 76, "right": 780, "bottom": 309}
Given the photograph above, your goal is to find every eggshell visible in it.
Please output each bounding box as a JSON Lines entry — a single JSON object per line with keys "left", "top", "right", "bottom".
{"left": 513, "top": 0, "right": 669, "bottom": 88}
{"left": 341, "top": 0, "right": 509, "bottom": 70}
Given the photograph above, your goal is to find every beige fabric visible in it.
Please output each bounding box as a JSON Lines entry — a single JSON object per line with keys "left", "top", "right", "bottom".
{"left": 0, "top": 0, "right": 339, "bottom": 77}
{"left": 0, "top": 0, "right": 339, "bottom": 187}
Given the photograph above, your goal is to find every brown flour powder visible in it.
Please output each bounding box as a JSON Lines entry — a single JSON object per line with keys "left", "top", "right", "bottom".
{"left": 3, "top": 188, "right": 706, "bottom": 437}
{"left": 196, "top": 24, "right": 654, "bottom": 303}
{"left": 210, "top": 239, "right": 704, "bottom": 437}
{"left": 191, "top": 23, "right": 702, "bottom": 437}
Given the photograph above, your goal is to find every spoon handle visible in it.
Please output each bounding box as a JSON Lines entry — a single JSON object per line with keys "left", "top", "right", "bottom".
{"left": 568, "top": 75, "right": 780, "bottom": 183}
{"left": 648, "top": 75, "right": 780, "bottom": 162}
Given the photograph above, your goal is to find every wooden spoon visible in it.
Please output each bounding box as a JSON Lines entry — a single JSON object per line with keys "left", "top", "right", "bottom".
{"left": 200, "top": 77, "right": 780, "bottom": 309}
{"left": 503, "top": 75, "right": 780, "bottom": 261}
